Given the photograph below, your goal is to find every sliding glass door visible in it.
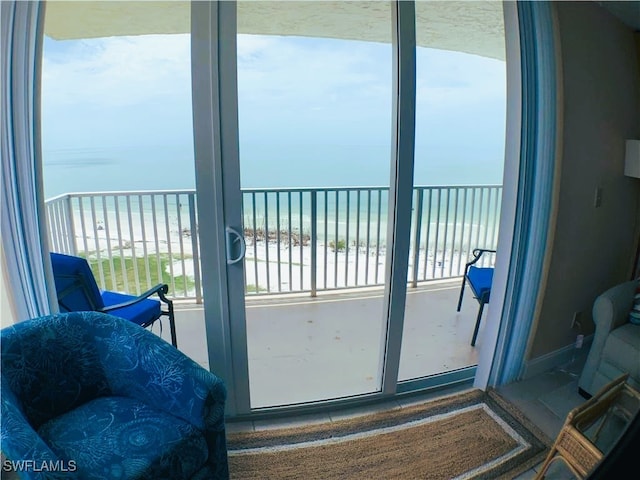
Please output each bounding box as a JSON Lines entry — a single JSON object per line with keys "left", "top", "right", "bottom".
{"left": 398, "top": 0, "right": 506, "bottom": 385}
{"left": 192, "top": 1, "right": 415, "bottom": 413}
{"left": 236, "top": 2, "right": 394, "bottom": 408}
{"left": 37, "top": 0, "right": 537, "bottom": 415}
{"left": 193, "top": 0, "right": 509, "bottom": 415}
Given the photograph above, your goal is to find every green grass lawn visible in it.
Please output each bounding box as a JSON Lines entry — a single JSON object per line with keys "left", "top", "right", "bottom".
{"left": 84, "top": 254, "right": 195, "bottom": 294}
{"left": 246, "top": 284, "right": 267, "bottom": 293}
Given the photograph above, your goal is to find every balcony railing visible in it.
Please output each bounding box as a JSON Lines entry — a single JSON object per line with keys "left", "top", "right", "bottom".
{"left": 45, "top": 185, "right": 502, "bottom": 301}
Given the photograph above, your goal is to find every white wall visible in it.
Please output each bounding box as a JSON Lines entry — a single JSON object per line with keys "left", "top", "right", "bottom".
{"left": 529, "top": 1, "right": 640, "bottom": 359}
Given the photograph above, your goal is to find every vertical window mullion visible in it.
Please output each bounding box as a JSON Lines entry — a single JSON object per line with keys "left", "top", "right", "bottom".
{"left": 380, "top": 0, "right": 416, "bottom": 396}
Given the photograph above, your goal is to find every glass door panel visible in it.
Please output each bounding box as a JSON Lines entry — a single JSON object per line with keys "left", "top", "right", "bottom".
{"left": 236, "top": 1, "right": 393, "bottom": 408}
{"left": 41, "top": 4, "right": 206, "bottom": 363}
{"left": 398, "top": 1, "right": 506, "bottom": 381}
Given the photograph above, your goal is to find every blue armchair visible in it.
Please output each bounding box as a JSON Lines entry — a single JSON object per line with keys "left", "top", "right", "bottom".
{"left": 1, "top": 312, "right": 229, "bottom": 479}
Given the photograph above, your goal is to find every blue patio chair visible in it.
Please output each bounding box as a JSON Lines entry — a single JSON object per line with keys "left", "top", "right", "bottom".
{"left": 50, "top": 252, "right": 177, "bottom": 347}
{"left": 456, "top": 248, "right": 496, "bottom": 347}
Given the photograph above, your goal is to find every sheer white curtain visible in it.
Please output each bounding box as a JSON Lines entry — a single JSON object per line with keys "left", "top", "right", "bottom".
{"left": 1, "top": 0, "right": 56, "bottom": 321}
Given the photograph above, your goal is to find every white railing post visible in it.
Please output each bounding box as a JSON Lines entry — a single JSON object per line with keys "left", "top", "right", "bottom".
{"left": 411, "top": 188, "right": 423, "bottom": 288}
{"left": 64, "top": 194, "right": 77, "bottom": 255}
{"left": 310, "top": 190, "right": 317, "bottom": 297}
{"left": 189, "top": 193, "right": 203, "bottom": 303}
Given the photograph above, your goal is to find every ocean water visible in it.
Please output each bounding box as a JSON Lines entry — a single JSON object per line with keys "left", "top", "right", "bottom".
{"left": 43, "top": 146, "right": 197, "bottom": 199}
{"left": 43, "top": 144, "right": 503, "bottom": 251}
{"left": 43, "top": 143, "right": 504, "bottom": 199}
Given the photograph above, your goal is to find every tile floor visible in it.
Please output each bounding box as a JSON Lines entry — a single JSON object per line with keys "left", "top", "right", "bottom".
{"left": 500, "top": 353, "right": 589, "bottom": 479}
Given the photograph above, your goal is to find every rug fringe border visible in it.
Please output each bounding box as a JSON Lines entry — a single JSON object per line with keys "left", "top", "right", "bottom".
{"left": 228, "top": 387, "right": 553, "bottom": 479}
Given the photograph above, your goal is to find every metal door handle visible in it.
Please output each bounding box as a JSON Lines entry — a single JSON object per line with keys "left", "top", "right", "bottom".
{"left": 225, "top": 226, "right": 246, "bottom": 265}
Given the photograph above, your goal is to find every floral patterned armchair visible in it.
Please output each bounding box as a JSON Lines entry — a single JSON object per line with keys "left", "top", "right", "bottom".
{"left": 1, "top": 311, "right": 228, "bottom": 479}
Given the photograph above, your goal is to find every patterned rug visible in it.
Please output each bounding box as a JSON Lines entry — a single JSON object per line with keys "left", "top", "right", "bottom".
{"left": 227, "top": 389, "right": 551, "bottom": 479}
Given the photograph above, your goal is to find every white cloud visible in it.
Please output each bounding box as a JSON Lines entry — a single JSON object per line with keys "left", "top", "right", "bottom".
{"left": 415, "top": 48, "right": 506, "bottom": 109}
{"left": 41, "top": 31, "right": 505, "bottom": 155}
{"left": 42, "top": 34, "right": 191, "bottom": 109}
{"left": 237, "top": 34, "right": 392, "bottom": 109}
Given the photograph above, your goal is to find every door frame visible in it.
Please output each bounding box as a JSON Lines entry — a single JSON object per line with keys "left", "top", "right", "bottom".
{"left": 191, "top": 0, "right": 250, "bottom": 416}
{"left": 189, "top": 0, "right": 549, "bottom": 417}
{"left": 192, "top": 0, "right": 419, "bottom": 414}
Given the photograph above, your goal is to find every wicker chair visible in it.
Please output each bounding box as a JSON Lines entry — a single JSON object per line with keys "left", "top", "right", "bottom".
{"left": 535, "top": 373, "right": 640, "bottom": 479}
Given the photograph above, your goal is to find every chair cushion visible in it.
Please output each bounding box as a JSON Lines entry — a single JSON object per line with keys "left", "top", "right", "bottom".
{"left": 38, "top": 396, "right": 208, "bottom": 480}
{"left": 600, "top": 323, "right": 640, "bottom": 385}
{"left": 467, "top": 267, "right": 494, "bottom": 301}
{"left": 101, "top": 291, "right": 162, "bottom": 327}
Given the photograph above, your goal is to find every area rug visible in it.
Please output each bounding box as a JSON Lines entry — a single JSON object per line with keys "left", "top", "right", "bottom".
{"left": 227, "top": 388, "right": 551, "bottom": 479}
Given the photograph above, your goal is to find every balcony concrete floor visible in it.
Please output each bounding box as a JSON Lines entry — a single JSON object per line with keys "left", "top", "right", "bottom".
{"left": 163, "top": 278, "right": 485, "bottom": 408}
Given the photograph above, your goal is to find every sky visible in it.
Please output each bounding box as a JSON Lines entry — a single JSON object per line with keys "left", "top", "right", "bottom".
{"left": 41, "top": 20, "right": 507, "bottom": 192}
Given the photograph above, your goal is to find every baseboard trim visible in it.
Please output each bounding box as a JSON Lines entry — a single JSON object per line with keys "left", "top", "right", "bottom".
{"left": 522, "top": 335, "right": 593, "bottom": 380}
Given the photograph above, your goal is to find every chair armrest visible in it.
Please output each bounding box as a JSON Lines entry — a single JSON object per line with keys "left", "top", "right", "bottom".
{"left": 463, "top": 249, "right": 497, "bottom": 275}
{"left": 579, "top": 281, "right": 639, "bottom": 395}
{"left": 592, "top": 280, "right": 639, "bottom": 333}
{"left": 473, "top": 248, "right": 497, "bottom": 256}
{"left": 100, "top": 313, "right": 228, "bottom": 473}
{"left": 1, "top": 378, "right": 64, "bottom": 479}
{"left": 101, "top": 283, "right": 172, "bottom": 311}
{"left": 95, "top": 313, "right": 226, "bottom": 431}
